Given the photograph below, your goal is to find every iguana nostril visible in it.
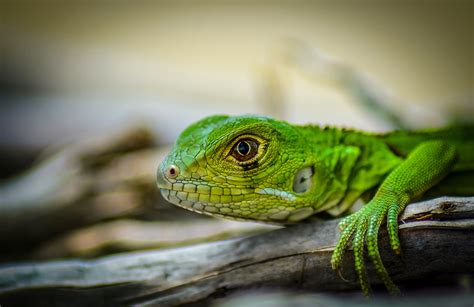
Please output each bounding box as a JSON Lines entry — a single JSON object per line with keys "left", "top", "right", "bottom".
{"left": 165, "top": 165, "right": 179, "bottom": 179}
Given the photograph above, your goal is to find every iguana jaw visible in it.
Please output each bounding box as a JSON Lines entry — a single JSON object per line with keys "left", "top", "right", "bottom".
{"left": 156, "top": 164, "right": 263, "bottom": 221}
{"left": 157, "top": 167, "right": 317, "bottom": 223}
{"left": 158, "top": 187, "right": 252, "bottom": 222}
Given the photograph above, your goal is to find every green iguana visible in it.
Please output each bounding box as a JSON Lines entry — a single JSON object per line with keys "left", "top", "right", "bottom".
{"left": 156, "top": 115, "right": 474, "bottom": 295}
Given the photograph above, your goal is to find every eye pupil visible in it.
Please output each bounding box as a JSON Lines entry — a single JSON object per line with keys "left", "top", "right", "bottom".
{"left": 237, "top": 141, "right": 250, "bottom": 156}
{"left": 230, "top": 137, "right": 260, "bottom": 163}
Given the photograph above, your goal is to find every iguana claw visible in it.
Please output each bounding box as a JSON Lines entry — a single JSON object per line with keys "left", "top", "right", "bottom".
{"left": 331, "top": 198, "right": 402, "bottom": 296}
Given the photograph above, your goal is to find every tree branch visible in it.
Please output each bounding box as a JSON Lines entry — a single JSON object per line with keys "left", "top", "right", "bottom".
{"left": 0, "top": 197, "right": 473, "bottom": 306}
{"left": 0, "top": 127, "right": 187, "bottom": 255}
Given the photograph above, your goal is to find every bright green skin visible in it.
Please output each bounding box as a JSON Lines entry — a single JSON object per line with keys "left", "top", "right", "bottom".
{"left": 157, "top": 115, "right": 474, "bottom": 295}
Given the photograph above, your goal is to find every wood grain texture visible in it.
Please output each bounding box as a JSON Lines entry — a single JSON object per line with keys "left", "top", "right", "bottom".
{"left": 0, "top": 197, "right": 472, "bottom": 306}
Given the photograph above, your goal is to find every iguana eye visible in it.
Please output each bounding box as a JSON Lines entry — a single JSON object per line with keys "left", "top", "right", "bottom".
{"left": 231, "top": 138, "right": 259, "bottom": 162}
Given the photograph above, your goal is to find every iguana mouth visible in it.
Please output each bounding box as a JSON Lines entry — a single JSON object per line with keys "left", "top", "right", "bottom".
{"left": 158, "top": 188, "right": 251, "bottom": 221}
{"left": 157, "top": 167, "right": 258, "bottom": 220}
{"left": 156, "top": 153, "right": 310, "bottom": 223}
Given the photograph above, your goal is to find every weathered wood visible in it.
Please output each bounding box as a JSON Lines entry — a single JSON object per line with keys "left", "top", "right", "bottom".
{"left": 33, "top": 219, "right": 279, "bottom": 259}
{"left": 0, "top": 126, "right": 155, "bottom": 214}
{"left": 0, "top": 127, "right": 200, "bottom": 256}
{"left": 0, "top": 197, "right": 472, "bottom": 306}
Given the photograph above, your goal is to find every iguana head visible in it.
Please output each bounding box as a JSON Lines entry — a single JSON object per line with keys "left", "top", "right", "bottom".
{"left": 157, "top": 115, "right": 343, "bottom": 223}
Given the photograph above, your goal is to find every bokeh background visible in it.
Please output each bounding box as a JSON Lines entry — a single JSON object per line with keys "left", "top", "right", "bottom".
{"left": 2, "top": 1, "right": 473, "bottom": 178}
{"left": 0, "top": 1, "right": 473, "bottom": 304}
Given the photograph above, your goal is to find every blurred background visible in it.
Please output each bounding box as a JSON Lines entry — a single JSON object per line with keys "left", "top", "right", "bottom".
{"left": 0, "top": 0, "right": 474, "bottom": 255}
{"left": 0, "top": 1, "right": 473, "bottom": 304}
{"left": 2, "top": 1, "right": 473, "bottom": 176}
{"left": 0, "top": 0, "right": 473, "bottom": 277}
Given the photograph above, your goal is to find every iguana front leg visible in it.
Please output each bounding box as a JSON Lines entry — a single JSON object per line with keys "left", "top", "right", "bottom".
{"left": 331, "top": 141, "right": 458, "bottom": 295}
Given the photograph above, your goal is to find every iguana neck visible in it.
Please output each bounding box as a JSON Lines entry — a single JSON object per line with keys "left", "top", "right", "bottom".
{"left": 297, "top": 125, "right": 403, "bottom": 215}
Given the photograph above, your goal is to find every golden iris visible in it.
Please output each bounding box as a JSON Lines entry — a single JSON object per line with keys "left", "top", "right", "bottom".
{"left": 231, "top": 138, "right": 259, "bottom": 162}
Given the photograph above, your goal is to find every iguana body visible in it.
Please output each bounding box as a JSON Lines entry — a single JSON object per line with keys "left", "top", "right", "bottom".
{"left": 156, "top": 115, "right": 474, "bottom": 295}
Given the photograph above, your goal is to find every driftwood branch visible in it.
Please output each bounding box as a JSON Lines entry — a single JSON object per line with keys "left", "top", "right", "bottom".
{"left": 33, "top": 219, "right": 279, "bottom": 259}
{"left": 0, "top": 197, "right": 473, "bottom": 306}
{"left": 0, "top": 127, "right": 197, "bottom": 256}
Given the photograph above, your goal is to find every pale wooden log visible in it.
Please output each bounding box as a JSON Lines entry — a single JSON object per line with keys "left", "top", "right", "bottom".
{"left": 0, "top": 197, "right": 472, "bottom": 306}
{"left": 33, "top": 219, "right": 280, "bottom": 259}
{"left": 0, "top": 126, "right": 156, "bottom": 215}
{"left": 0, "top": 126, "right": 187, "bottom": 252}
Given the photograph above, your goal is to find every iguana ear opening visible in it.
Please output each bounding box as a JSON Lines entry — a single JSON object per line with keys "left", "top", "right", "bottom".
{"left": 293, "top": 166, "right": 314, "bottom": 193}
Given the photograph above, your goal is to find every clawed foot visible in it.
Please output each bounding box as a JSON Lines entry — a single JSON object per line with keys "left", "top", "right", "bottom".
{"left": 330, "top": 198, "right": 404, "bottom": 296}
